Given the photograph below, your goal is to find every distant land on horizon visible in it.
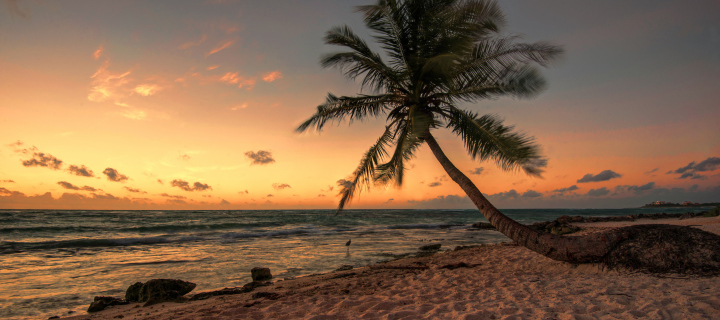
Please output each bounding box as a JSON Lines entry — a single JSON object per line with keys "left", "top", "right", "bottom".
{"left": 641, "top": 201, "right": 720, "bottom": 208}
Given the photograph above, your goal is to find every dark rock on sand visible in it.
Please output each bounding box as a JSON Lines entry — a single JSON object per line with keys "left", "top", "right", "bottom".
{"left": 419, "top": 244, "right": 442, "bottom": 251}
{"left": 138, "top": 279, "right": 196, "bottom": 306}
{"left": 440, "top": 262, "right": 472, "bottom": 270}
{"left": 125, "top": 281, "right": 144, "bottom": 302}
{"left": 251, "top": 267, "right": 273, "bottom": 281}
{"left": 87, "top": 296, "right": 128, "bottom": 313}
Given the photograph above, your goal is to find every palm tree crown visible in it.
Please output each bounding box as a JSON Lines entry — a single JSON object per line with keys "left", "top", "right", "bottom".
{"left": 297, "top": 0, "right": 562, "bottom": 212}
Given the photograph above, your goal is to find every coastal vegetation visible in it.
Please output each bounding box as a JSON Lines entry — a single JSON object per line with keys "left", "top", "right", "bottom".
{"left": 298, "top": 0, "right": 720, "bottom": 274}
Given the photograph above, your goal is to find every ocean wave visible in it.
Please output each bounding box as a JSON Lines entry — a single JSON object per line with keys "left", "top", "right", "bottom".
{"left": 0, "top": 236, "right": 173, "bottom": 252}
{"left": 220, "top": 227, "right": 322, "bottom": 240}
{"left": 386, "top": 223, "right": 466, "bottom": 230}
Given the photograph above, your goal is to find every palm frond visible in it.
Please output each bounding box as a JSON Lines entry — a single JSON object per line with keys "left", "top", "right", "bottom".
{"left": 337, "top": 125, "right": 396, "bottom": 213}
{"left": 296, "top": 93, "right": 397, "bottom": 133}
{"left": 374, "top": 118, "right": 424, "bottom": 187}
{"left": 321, "top": 25, "right": 400, "bottom": 91}
{"left": 445, "top": 107, "right": 545, "bottom": 177}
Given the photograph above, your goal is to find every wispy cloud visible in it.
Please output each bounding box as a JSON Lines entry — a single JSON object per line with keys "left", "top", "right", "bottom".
{"left": 120, "top": 109, "right": 148, "bottom": 120}
{"left": 219, "top": 72, "right": 255, "bottom": 89}
{"left": 93, "top": 45, "right": 104, "bottom": 60}
{"left": 134, "top": 84, "right": 160, "bottom": 96}
{"left": 205, "top": 40, "right": 234, "bottom": 57}
{"left": 179, "top": 34, "right": 207, "bottom": 50}
{"left": 586, "top": 187, "right": 610, "bottom": 197}
{"left": 123, "top": 186, "right": 147, "bottom": 194}
{"left": 262, "top": 71, "right": 283, "bottom": 82}
{"left": 552, "top": 185, "right": 579, "bottom": 195}
{"left": 87, "top": 60, "right": 132, "bottom": 103}
{"left": 230, "top": 103, "right": 248, "bottom": 110}
{"left": 206, "top": 65, "right": 219, "bottom": 70}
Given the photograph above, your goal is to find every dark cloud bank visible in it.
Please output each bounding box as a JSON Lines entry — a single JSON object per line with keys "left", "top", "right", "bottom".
{"left": 667, "top": 157, "right": 720, "bottom": 180}
{"left": 103, "top": 168, "right": 129, "bottom": 182}
{"left": 577, "top": 170, "right": 622, "bottom": 183}
{"left": 171, "top": 179, "right": 212, "bottom": 192}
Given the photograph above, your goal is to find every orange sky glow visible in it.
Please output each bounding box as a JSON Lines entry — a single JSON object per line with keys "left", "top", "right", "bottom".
{"left": 1, "top": 0, "right": 718, "bottom": 210}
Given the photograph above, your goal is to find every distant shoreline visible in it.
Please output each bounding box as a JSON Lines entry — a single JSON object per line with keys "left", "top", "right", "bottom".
{"left": 640, "top": 202, "right": 720, "bottom": 208}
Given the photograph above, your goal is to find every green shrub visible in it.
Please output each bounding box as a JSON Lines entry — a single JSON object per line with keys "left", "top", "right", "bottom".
{"left": 703, "top": 206, "right": 720, "bottom": 217}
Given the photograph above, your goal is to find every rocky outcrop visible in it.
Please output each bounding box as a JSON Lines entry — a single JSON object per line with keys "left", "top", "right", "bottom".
{"left": 251, "top": 267, "right": 272, "bottom": 281}
{"left": 124, "top": 282, "right": 143, "bottom": 302}
{"left": 87, "top": 296, "right": 128, "bottom": 313}
{"left": 419, "top": 244, "right": 442, "bottom": 251}
{"left": 135, "top": 279, "right": 196, "bottom": 306}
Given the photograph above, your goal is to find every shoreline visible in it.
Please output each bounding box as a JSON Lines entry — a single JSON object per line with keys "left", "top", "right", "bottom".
{"left": 59, "top": 214, "right": 720, "bottom": 320}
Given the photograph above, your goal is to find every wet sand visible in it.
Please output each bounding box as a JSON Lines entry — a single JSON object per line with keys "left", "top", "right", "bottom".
{"left": 62, "top": 215, "right": 720, "bottom": 320}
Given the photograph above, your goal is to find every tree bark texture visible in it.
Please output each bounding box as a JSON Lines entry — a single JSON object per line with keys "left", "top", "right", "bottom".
{"left": 424, "top": 133, "right": 633, "bottom": 263}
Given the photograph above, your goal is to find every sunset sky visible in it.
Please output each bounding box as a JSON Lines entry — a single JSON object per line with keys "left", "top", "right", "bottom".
{"left": 1, "top": 0, "right": 719, "bottom": 210}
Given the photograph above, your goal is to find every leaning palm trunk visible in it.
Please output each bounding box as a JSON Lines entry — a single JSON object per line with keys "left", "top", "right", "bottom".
{"left": 426, "top": 134, "right": 637, "bottom": 262}
{"left": 299, "top": 0, "right": 720, "bottom": 274}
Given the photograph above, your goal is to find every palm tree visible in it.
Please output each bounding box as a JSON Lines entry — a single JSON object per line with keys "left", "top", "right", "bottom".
{"left": 297, "top": 0, "right": 720, "bottom": 271}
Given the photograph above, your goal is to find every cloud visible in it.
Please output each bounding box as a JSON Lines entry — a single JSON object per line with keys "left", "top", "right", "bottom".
{"left": 160, "top": 193, "right": 187, "bottom": 199}
{"left": 5, "top": 0, "right": 29, "bottom": 19}
{"left": 521, "top": 190, "right": 543, "bottom": 198}
{"left": 337, "top": 179, "right": 352, "bottom": 189}
{"left": 179, "top": 34, "right": 207, "bottom": 50}
{"left": 668, "top": 157, "right": 720, "bottom": 180}
{"left": 272, "top": 183, "right": 291, "bottom": 190}
{"left": 120, "top": 109, "right": 148, "bottom": 120}
{"left": 123, "top": 187, "right": 147, "bottom": 194}
{"left": 577, "top": 170, "right": 622, "bottom": 183}
{"left": 267, "top": 194, "right": 274, "bottom": 197}
{"left": 103, "top": 168, "right": 129, "bottom": 182}
{"left": 93, "top": 45, "right": 104, "bottom": 60}
{"left": 644, "top": 168, "right": 659, "bottom": 175}
{"left": 245, "top": 150, "right": 275, "bottom": 165}
{"left": 134, "top": 84, "right": 160, "bottom": 96}
{"left": 428, "top": 182, "right": 442, "bottom": 187}
{"left": 157, "top": 179, "right": 165, "bottom": 185}
{"left": 262, "top": 71, "right": 283, "bottom": 82}
{"left": 220, "top": 199, "right": 230, "bottom": 205}
{"left": 67, "top": 165, "right": 94, "bottom": 177}
{"left": 407, "top": 194, "right": 473, "bottom": 209}
{"left": 1, "top": 180, "right": 15, "bottom": 183}
{"left": 207, "top": 65, "right": 219, "bottom": 70}
{"left": 488, "top": 189, "right": 520, "bottom": 200}
{"left": 231, "top": 103, "right": 248, "bottom": 110}
{"left": 57, "top": 181, "right": 99, "bottom": 192}
{"left": 22, "top": 152, "right": 63, "bottom": 170}
{"left": 87, "top": 60, "right": 132, "bottom": 103}
{"left": 238, "top": 190, "right": 249, "bottom": 194}
{"left": 468, "top": 167, "right": 484, "bottom": 175}
{"left": 219, "top": 72, "right": 256, "bottom": 89}
{"left": 552, "top": 185, "right": 579, "bottom": 194}
{"left": 179, "top": 153, "right": 191, "bottom": 161}
{"left": 205, "top": 40, "right": 234, "bottom": 57}
{"left": 627, "top": 182, "right": 655, "bottom": 194}
{"left": 171, "top": 179, "right": 213, "bottom": 192}
{"left": 586, "top": 187, "right": 610, "bottom": 197}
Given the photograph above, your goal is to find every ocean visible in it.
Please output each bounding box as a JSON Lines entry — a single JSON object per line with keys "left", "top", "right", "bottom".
{"left": 0, "top": 207, "right": 712, "bottom": 320}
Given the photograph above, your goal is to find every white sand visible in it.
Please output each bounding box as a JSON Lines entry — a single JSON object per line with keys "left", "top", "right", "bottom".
{"left": 63, "top": 216, "right": 720, "bottom": 320}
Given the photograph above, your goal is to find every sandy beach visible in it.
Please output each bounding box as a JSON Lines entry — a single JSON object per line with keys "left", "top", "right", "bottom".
{"left": 58, "top": 215, "right": 720, "bottom": 320}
